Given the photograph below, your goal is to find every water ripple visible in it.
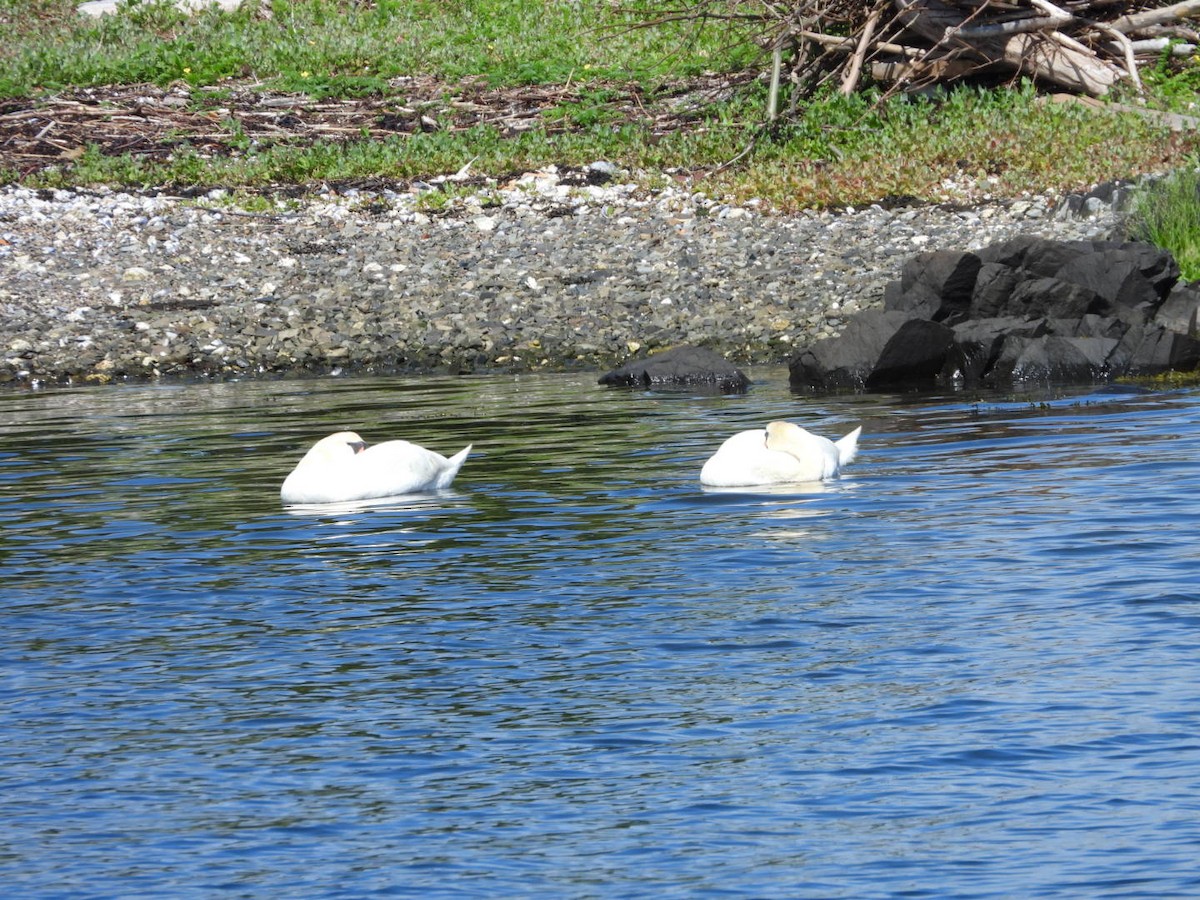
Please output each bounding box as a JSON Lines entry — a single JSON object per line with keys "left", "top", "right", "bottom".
{"left": 2, "top": 372, "right": 1200, "bottom": 897}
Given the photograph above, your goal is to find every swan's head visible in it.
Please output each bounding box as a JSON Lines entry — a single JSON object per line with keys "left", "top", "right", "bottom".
{"left": 329, "top": 431, "right": 368, "bottom": 453}
{"left": 764, "top": 420, "right": 803, "bottom": 450}
{"left": 306, "top": 431, "right": 368, "bottom": 463}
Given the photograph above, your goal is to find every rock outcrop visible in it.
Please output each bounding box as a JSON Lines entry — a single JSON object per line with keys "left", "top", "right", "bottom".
{"left": 789, "top": 236, "right": 1200, "bottom": 391}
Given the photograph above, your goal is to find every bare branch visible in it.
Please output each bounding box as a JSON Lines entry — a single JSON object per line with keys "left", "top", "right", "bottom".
{"left": 609, "top": 0, "right": 1196, "bottom": 117}
{"left": 841, "top": 5, "right": 883, "bottom": 95}
{"left": 1089, "top": 20, "right": 1144, "bottom": 92}
{"left": 1109, "top": 1, "right": 1200, "bottom": 34}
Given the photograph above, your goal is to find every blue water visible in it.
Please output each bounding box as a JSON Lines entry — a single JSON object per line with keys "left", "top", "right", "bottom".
{"left": 3, "top": 369, "right": 1199, "bottom": 898}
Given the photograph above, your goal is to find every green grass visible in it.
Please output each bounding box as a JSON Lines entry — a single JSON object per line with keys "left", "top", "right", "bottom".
{"left": 723, "top": 84, "right": 1189, "bottom": 209}
{"left": 2, "top": 0, "right": 1200, "bottom": 210}
{"left": 21, "top": 82, "right": 1194, "bottom": 211}
{"left": 1128, "top": 166, "right": 1200, "bottom": 280}
{"left": 0, "top": 0, "right": 738, "bottom": 96}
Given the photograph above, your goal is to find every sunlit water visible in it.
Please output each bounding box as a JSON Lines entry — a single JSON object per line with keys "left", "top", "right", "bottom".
{"left": 3, "top": 368, "right": 1199, "bottom": 898}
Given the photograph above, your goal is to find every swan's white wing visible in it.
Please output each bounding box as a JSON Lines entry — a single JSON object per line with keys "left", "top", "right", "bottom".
{"left": 774, "top": 426, "right": 842, "bottom": 480}
{"left": 700, "top": 430, "right": 809, "bottom": 486}
{"left": 705, "top": 421, "right": 862, "bottom": 486}
{"left": 355, "top": 440, "right": 471, "bottom": 498}
{"left": 281, "top": 436, "right": 471, "bottom": 504}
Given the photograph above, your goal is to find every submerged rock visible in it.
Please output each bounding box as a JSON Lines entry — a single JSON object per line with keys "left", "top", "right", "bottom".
{"left": 599, "top": 345, "right": 751, "bottom": 393}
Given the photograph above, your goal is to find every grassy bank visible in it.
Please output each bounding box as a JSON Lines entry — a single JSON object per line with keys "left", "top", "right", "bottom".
{"left": 2, "top": 0, "right": 1199, "bottom": 214}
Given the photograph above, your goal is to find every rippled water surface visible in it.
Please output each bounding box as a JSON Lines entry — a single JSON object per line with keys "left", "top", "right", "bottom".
{"left": 3, "top": 369, "right": 1200, "bottom": 898}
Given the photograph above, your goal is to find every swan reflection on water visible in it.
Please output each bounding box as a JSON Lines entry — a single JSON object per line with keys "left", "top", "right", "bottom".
{"left": 281, "top": 490, "right": 471, "bottom": 518}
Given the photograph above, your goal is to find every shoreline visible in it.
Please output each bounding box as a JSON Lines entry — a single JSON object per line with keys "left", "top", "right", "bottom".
{"left": 0, "top": 171, "right": 1125, "bottom": 388}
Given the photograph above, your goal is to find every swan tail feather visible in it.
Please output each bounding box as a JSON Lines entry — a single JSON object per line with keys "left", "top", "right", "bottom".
{"left": 835, "top": 427, "right": 862, "bottom": 467}
{"left": 436, "top": 444, "right": 472, "bottom": 489}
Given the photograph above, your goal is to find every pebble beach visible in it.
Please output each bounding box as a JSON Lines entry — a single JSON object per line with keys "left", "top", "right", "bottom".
{"left": 0, "top": 166, "right": 1125, "bottom": 386}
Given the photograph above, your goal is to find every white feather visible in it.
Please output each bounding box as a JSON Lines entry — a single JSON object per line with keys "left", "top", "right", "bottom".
{"left": 700, "top": 421, "right": 861, "bottom": 487}
{"left": 281, "top": 431, "right": 471, "bottom": 504}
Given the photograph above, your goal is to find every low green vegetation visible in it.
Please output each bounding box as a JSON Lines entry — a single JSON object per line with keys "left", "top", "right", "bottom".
{"left": 1128, "top": 168, "right": 1200, "bottom": 280}
{"left": 2, "top": 0, "right": 1200, "bottom": 211}
{"left": 0, "top": 0, "right": 733, "bottom": 95}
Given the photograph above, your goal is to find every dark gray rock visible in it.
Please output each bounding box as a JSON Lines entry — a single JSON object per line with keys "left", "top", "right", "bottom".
{"left": 989, "top": 333, "right": 1117, "bottom": 385}
{"left": 969, "top": 263, "right": 1023, "bottom": 319}
{"left": 944, "top": 317, "right": 1038, "bottom": 384}
{"left": 1009, "top": 276, "right": 1098, "bottom": 320}
{"left": 882, "top": 279, "right": 941, "bottom": 319}
{"left": 790, "top": 235, "right": 1199, "bottom": 390}
{"left": 1056, "top": 248, "right": 1176, "bottom": 321}
{"left": 1071, "top": 314, "right": 1128, "bottom": 340}
{"left": 599, "top": 344, "right": 751, "bottom": 393}
{"left": 1055, "top": 179, "right": 1135, "bottom": 219}
{"left": 789, "top": 310, "right": 910, "bottom": 391}
{"left": 896, "top": 249, "right": 981, "bottom": 323}
{"left": 976, "top": 235, "right": 1093, "bottom": 276}
{"left": 867, "top": 319, "right": 957, "bottom": 388}
{"left": 1124, "top": 325, "right": 1200, "bottom": 374}
{"left": 1156, "top": 283, "right": 1200, "bottom": 336}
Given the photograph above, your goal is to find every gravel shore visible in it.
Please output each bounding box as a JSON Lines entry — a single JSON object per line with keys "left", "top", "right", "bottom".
{"left": 0, "top": 167, "right": 1125, "bottom": 386}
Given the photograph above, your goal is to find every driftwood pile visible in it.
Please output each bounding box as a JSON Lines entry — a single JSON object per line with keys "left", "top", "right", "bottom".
{"left": 861, "top": 0, "right": 1200, "bottom": 96}
{"left": 632, "top": 1, "right": 1200, "bottom": 102}
{"left": 0, "top": 75, "right": 755, "bottom": 179}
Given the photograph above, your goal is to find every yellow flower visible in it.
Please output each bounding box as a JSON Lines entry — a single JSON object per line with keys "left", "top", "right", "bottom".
{"left": 300, "top": 71, "right": 310, "bottom": 78}
{"left": 183, "top": 67, "right": 191, "bottom": 74}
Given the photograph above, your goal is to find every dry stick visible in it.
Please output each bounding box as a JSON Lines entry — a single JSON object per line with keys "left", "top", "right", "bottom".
{"left": 767, "top": 43, "right": 783, "bottom": 121}
{"left": 870, "top": 1, "right": 985, "bottom": 97}
{"left": 840, "top": 5, "right": 883, "bottom": 95}
{"left": 723, "top": 25, "right": 779, "bottom": 169}
{"left": 1130, "top": 37, "right": 1197, "bottom": 54}
{"left": 955, "top": 0, "right": 1071, "bottom": 39}
{"left": 1097, "top": 22, "right": 1144, "bottom": 91}
{"left": 796, "top": 29, "right": 923, "bottom": 58}
{"left": 1110, "top": 0, "right": 1200, "bottom": 33}
{"left": 1046, "top": 21, "right": 1135, "bottom": 89}
{"left": 895, "top": 0, "right": 1119, "bottom": 94}
{"left": 1028, "top": 0, "right": 1074, "bottom": 22}
{"left": 1048, "top": 26, "right": 1095, "bottom": 56}
{"left": 1011, "top": 29, "right": 1119, "bottom": 94}
{"left": 786, "top": 36, "right": 810, "bottom": 119}
{"left": 871, "top": 57, "right": 982, "bottom": 85}
{"left": 558, "top": 68, "right": 576, "bottom": 101}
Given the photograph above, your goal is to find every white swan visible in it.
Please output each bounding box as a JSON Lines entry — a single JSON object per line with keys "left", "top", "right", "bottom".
{"left": 280, "top": 431, "right": 472, "bottom": 504}
{"left": 700, "top": 420, "right": 861, "bottom": 487}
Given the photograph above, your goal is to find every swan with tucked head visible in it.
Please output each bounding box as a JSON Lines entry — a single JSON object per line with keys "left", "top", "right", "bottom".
{"left": 281, "top": 430, "right": 471, "bottom": 504}
{"left": 700, "top": 420, "right": 861, "bottom": 487}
